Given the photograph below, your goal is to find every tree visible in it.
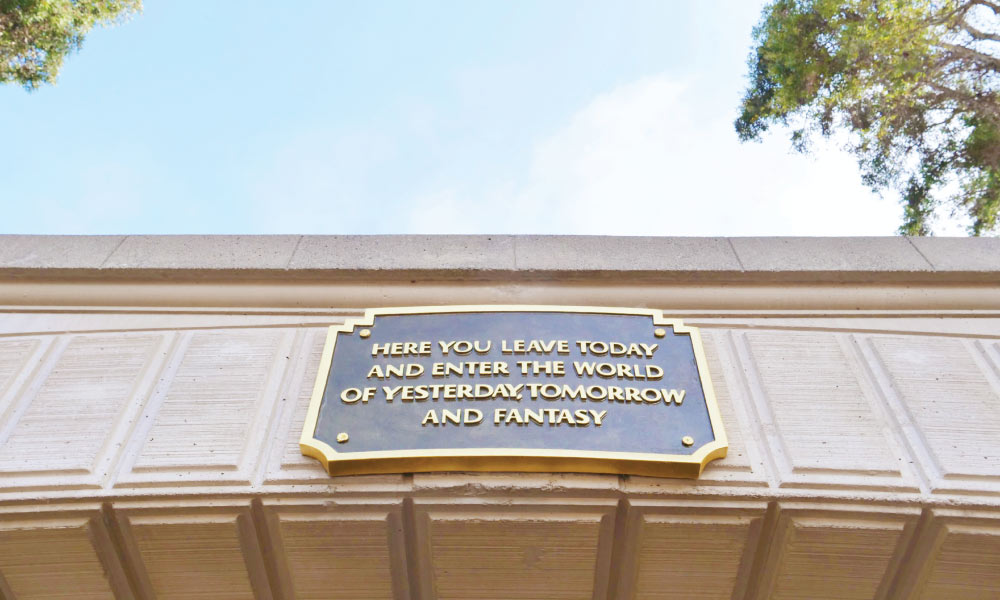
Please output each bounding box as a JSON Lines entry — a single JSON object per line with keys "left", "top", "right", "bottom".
{"left": 736, "top": 0, "right": 1000, "bottom": 235}
{"left": 1, "top": 0, "right": 140, "bottom": 90}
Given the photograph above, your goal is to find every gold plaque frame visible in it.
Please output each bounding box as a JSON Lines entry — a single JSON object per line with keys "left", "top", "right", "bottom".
{"left": 300, "top": 305, "right": 728, "bottom": 478}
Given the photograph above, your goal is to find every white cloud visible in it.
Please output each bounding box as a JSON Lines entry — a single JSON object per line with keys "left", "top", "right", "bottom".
{"left": 20, "top": 152, "right": 167, "bottom": 234}
{"left": 246, "top": 74, "right": 944, "bottom": 236}
{"left": 406, "top": 73, "right": 904, "bottom": 235}
{"left": 247, "top": 130, "right": 398, "bottom": 233}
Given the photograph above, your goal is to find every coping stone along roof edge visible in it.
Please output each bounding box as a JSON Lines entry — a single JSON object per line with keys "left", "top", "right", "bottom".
{"left": 0, "top": 234, "right": 997, "bottom": 284}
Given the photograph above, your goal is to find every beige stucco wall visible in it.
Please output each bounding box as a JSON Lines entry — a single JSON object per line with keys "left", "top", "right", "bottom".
{"left": 0, "top": 235, "right": 999, "bottom": 599}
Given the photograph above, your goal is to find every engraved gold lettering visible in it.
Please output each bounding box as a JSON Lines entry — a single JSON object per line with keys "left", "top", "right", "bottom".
{"left": 539, "top": 384, "right": 561, "bottom": 400}
{"left": 464, "top": 409, "right": 483, "bottom": 425}
{"left": 642, "top": 388, "right": 661, "bottom": 403}
{"left": 587, "top": 385, "right": 607, "bottom": 400}
{"left": 501, "top": 339, "right": 568, "bottom": 355}
{"left": 438, "top": 340, "right": 492, "bottom": 355}
{"left": 664, "top": 389, "right": 686, "bottom": 405}
{"left": 587, "top": 341, "right": 609, "bottom": 355}
{"left": 431, "top": 361, "right": 510, "bottom": 377}
{"left": 516, "top": 360, "right": 565, "bottom": 376}
{"left": 340, "top": 387, "right": 363, "bottom": 403}
{"left": 576, "top": 341, "right": 658, "bottom": 358}
{"left": 372, "top": 341, "right": 431, "bottom": 357}
{"left": 530, "top": 340, "right": 553, "bottom": 354}
{"left": 369, "top": 363, "right": 424, "bottom": 379}
{"left": 573, "top": 362, "right": 663, "bottom": 380}
{"left": 395, "top": 363, "right": 424, "bottom": 378}
{"left": 445, "top": 362, "right": 467, "bottom": 376}
{"left": 423, "top": 408, "right": 486, "bottom": 425}
{"left": 491, "top": 405, "right": 607, "bottom": 426}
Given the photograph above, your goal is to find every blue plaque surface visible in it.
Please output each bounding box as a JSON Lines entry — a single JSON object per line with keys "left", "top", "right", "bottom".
{"left": 301, "top": 306, "right": 727, "bottom": 478}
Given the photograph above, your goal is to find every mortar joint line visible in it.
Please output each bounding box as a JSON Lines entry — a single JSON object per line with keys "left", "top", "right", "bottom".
{"left": 905, "top": 236, "right": 936, "bottom": 270}
{"left": 99, "top": 235, "right": 130, "bottom": 269}
{"left": 284, "top": 235, "right": 305, "bottom": 270}
{"left": 727, "top": 238, "right": 746, "bottom": 272}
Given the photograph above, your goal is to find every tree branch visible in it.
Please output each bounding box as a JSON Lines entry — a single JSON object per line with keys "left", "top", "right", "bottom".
{"left": 959, "top": 18, "right": 1000, "bottom": 42}
{"left": 926, "top": 81, "right": 1000, "bottom": 119}
{"left": 939, "top": 41, "right": 1000, "bottom": 70}
{"left": 967, "top": 0, "right": 1000, "bottom": 15}
{"left": 959, "top": 19, "right": 1000, "bottom": 42}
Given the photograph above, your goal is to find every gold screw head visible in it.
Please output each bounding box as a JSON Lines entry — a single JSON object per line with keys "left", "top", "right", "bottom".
{"left": 359, "top": 329, "right": 371, "bottom": 338}
{"left": 654, "top": 328, "right": 666, "bottom": 338}
{"left": 682, "top": 436, "right": 694, "bottom": 447}
{"left": 336, "top": 432, "right": 349, "bottom": 443}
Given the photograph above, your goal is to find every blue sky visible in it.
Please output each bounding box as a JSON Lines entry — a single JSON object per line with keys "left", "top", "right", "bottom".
{"left": 0, "top": 1, "right": 957, "bottom": 235}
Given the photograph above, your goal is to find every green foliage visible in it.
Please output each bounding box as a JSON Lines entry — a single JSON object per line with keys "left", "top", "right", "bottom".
{"left": 0, "top": 0, "right": 140, "bottom": 90}
{"left": 737, "top": 0, "right": 1000, "bottom": 235}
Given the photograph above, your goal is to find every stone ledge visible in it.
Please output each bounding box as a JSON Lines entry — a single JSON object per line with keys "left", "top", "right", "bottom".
{"left": 0, "top": 234, "right": 997, "bottom": 284}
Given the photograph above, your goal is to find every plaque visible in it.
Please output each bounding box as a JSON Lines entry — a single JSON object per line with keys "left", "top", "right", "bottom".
{"left": 300, "top": 306, "right": 727, "bottom": 478}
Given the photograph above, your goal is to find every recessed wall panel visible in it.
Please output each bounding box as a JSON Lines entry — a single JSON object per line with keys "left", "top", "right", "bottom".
{"left": 755, "top": 505, "right": 919, "bottom": 600}
{"left": 869, "top": 336, "right": 1000, "bottom": 493}
{"left": 0, "top": 334, "right": 162, "bottom": 486}
{"left": 118, "top": 503, "right": 263, "bottom": 600}
{"left": 0, "top": 513, "right": 120, "bottom": 599}
{"left": 121, "top": 329, "right": 292, "bottom": 486}
{"left": 741, "top": 331, "right": 913, "bottom": 489}
{"left": 624, "top": 500, "right": 766, "bottom": 600}
{"left": 264, "top": 501, "right": 403, "bottom": 600}
{"left": 416, "top": 501, "right": 615, "bottom": 600}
